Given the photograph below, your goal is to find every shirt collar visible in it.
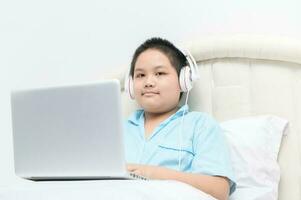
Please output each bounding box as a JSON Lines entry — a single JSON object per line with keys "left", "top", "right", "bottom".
{"left": 127, "top": 104, "right": 189, "bottom": 126}
{"left": 169, "top": 104, "right": 189, "bottom": 121}
{"left": 127, "top": 109, "right": 144, "bottom": 126}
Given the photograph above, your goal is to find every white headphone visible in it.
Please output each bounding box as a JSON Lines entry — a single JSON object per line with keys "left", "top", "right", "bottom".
{"left": 124, "top": 47, "right": 199, "bottom": 99}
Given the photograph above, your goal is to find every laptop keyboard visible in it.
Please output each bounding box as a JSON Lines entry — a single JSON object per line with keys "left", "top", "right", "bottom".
{"left": 129, "top": 172, "right": 148, "bottom": 180}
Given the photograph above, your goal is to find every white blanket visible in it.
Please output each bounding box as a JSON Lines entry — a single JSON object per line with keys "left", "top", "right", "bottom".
{"left": 1, "top": 180, "right": 216, "bottom": 200}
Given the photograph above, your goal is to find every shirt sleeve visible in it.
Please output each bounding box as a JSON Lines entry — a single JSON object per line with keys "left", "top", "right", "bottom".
{"left": 190, "top": 114, "right": 236, "bottom": 195}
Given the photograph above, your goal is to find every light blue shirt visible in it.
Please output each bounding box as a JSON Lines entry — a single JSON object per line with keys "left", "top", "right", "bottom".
{"left": 124, "top": 105, "right": 236, "bottom": 195}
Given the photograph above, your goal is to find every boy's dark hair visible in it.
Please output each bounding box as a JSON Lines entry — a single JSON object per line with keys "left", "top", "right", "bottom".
{"left": 130, "top": 37, "right": 187, "bottom": 78}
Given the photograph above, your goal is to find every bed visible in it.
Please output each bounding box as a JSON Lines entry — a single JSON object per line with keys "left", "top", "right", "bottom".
{"left": 3, "top": 35, "right": 301, "bottom": 200}
{"left": 185, "top": 35, "right": 301, "bottom": 200}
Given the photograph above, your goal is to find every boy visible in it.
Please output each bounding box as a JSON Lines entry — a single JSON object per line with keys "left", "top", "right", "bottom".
{"left": 124, "top": 37, "right": 236, "bottom": 200}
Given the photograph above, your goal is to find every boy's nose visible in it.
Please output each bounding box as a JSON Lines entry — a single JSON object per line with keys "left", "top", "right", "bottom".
{"left": 145, "top": 82, "right": 154, "bottom": 88}
{"left": 144, "top": 76, "right": 155, "bottom": 87}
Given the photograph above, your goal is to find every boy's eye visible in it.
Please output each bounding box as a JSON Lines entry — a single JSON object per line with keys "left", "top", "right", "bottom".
{"left": 155, "top": 72, "right": 166, "bottom": 76}
{"left": 135, "top": 73, "right": 144, "bottom": 78}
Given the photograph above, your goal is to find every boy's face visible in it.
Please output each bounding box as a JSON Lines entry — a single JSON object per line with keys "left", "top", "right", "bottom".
{"left": 133, "top": 49, "right": 181, "bottom": 114}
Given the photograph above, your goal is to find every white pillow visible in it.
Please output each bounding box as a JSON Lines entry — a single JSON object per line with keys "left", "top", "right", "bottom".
{"left": 220, "top": 115, "right": 288, "bottom": 200}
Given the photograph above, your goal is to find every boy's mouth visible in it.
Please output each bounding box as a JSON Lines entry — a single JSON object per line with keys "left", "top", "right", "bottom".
{"left": 142, "top": 91, "right": 160, "bottom": 96}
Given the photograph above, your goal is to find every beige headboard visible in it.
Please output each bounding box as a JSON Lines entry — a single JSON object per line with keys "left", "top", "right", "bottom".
{"left": 117, "top": 35, "right": 301, "bottom": 200}
{"left": 183, "top": 35, "right": 301, "bottom": 200}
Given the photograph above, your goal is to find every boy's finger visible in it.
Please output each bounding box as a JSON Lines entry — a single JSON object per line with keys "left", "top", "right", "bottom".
{"left": 126, "top": 164, "right": 137, "bottom": 171}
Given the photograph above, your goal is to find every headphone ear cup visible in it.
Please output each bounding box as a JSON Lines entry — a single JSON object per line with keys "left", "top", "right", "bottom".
{"left": 124, "top": 75, "right": 135, "bottom": 99}
{"left": 128, "top": 76, "right": 135, "bottom": 99}
{"left": 179, "top": 66, "right": 193, "bottom": 92}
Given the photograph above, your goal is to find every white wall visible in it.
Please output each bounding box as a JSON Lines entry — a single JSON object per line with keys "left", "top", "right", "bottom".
{"left": 0, "top": 0, "right": 300, "bottom": 186}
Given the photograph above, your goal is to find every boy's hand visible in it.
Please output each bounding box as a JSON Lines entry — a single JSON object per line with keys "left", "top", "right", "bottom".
{"left": 127, "top": 163, "right": 161, "bottom": 179}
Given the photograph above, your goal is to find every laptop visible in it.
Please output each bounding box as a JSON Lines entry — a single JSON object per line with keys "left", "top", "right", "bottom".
{"left": 10, "top": 79, "right": 146, "bottom": 180}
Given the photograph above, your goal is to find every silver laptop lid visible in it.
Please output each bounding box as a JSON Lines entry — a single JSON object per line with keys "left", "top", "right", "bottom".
{"left": 11, "top": 79, "right": 127, "bottom": 179}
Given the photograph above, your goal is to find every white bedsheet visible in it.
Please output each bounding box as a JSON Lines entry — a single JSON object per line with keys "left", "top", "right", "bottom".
{"left": 1, "top": 179, "right": 216, "bottom": 200}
